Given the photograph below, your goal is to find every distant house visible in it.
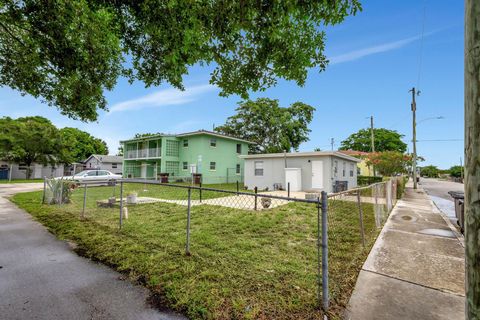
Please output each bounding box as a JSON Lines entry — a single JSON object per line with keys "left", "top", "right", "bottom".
{"left": 83, "top": 155, "right": 123, "bottom": 175}
{"left": 241, "top": 151, "right": 360, "bottom": 193}
{"left": 120, "top": 130, "right": 251, "bottom": 183}
{"left": 338, "top": 150, "right": 374, "bottom": 176}
{"left": 0, "top": 161, "right": 64, "bottom": 180}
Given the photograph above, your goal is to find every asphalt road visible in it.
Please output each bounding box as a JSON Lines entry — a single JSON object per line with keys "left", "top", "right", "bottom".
{"left": 0, "top": 183, "right": 186, "bottom": 320}
{"left": 419, "top": 177, "right": 464, "bottom": 222}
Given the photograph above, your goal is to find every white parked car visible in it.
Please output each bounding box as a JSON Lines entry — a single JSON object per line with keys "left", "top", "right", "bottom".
{"left": 57, "top": 170, "right": 122, "bottom": 185}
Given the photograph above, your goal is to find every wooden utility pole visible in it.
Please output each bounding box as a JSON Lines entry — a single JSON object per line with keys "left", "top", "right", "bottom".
{"left": 410, "top": 87, "right": 418, "bottom": 189}
{"left": 465, "top": 1, "right": 480, "bottom": 318}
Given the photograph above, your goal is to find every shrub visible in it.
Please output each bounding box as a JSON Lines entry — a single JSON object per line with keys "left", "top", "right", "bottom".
{"left": 45, "top": 179, "right": 74, "bottom": 204}
{"left": 357, "top": 175, "right": 382, "bottom": 186}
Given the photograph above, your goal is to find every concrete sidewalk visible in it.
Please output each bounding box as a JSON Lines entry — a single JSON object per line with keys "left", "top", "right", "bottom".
{"left": 345, "top": 182, "right": 465, "bottom": 320}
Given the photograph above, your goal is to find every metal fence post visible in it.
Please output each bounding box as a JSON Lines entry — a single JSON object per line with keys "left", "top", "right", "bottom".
{"left": 236, "top": 180, "right": 239, "bottom": 195}
{"left": 42, "top": 176, "right": 46, "bottom": 204}
{"left": 82, "top": 183, "right": 87, "bottom": 219}
{"left": 119, "top": 181, "right": 124, "bottom": 229}
{"left": 356, "top": 191, "right": 366, "bottom": 247}
{"left": 186, "top": 187, "right": 192, "bottom": 255}
{"left": 321, "top": 191, "right": 329, "bottom": 311}
{"left": 254, "top": 187, "right": 258, "bottom": 211}
{"left": 316, "top": 197, "right": 322, "bottom": 308}
{"left": 287, "top": 182, "right": 290, "bottom": 198}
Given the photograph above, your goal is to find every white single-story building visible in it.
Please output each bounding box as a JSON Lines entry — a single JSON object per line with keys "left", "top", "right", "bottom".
{"left": 0, "top": 161, "right": 64, "bottom": 180}
{"left": 83, "top": 155, "right": 123, "bottom": 175}
{"left": 241, "top": 151, "right": 361, "bottom": 193}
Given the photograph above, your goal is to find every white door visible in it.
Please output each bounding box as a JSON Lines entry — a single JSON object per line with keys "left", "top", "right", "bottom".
{"left": 285, "top": 168, "right": 302, "bottom": 191}
{"left": 141, "top": 163, "right": 147, "bottom": 178}
{"left": 311, "top": 160, "right": 324, "bottom": 189}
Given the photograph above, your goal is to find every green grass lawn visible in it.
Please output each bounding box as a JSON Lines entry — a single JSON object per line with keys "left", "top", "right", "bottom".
{"left": 12, "top": 186, "right": 379, "bottom": 320}
{"left": 0, "top": 178, "right": 44, "bottom": 183}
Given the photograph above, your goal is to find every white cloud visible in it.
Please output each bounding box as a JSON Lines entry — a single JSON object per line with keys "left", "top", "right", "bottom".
{"left": 328, "top": 34, "right": 427, "bottom": 65}
{"left": 109, "top": 84, "right": 215, "bottom": 113}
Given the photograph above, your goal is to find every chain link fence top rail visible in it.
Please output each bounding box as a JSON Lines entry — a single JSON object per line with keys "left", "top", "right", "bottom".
{"left": 40, "top": 176, "right": 405, "bottom": 318}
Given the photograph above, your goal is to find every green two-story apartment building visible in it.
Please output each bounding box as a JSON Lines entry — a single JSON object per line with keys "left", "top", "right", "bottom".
{"left": 120, "top": 130, "right": 251, "bottom": 184}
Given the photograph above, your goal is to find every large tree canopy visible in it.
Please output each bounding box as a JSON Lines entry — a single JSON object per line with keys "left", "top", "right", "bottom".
{"left": 215, "top": 98, "right": 315, "bottom": 154}
{"left": 0, "top": 116, "right": 68, "bottom": 177}
{"left": 59, "top": 127, "right": 108, "bottom": 163}
{"left": 340, "top": 128, "right": 407, "bottom": 153}
{"left": 0, "top": 1, "right": 361, "bottom": 121}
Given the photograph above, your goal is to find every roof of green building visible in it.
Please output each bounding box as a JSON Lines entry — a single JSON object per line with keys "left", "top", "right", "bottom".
{"left": 120, "top": 129, "right": 252, "bottom": 144}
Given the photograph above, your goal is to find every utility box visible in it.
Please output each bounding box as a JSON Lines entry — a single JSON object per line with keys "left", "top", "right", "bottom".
{"left": 285, "top": 168, "right": 302, "bottom": 192}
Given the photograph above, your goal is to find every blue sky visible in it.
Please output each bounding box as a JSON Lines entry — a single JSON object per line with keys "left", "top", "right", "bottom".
{"left": 0, "top": 0, "right": 463, "bottom": 169}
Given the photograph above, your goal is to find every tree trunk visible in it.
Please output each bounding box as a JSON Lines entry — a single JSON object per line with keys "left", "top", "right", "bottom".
{"left": 465, "top": 1, "right": 480, "bottom": 318}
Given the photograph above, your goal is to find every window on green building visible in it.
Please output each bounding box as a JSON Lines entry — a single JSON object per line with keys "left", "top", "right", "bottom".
{"left": 210, "top": 138, "right": 216, "bottom": 147}
{"left": 236, "top": 164, "right": 241, "bottom": 174}
{"left": 166, "top": 140, "right": 179, "bottom": 157}
{"left": 183, "top": 162, "right": 188, "bottom": 170}
{"left": 183, "top": 139, "right": 188, "bottom": 147}
{"left": 236, "top": 143, "right": 241, "bottom": 153}
{"left": 210, "top": 162, "right": 216, "bottom": 170}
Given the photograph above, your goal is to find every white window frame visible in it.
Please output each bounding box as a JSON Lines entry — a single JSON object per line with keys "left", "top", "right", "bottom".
{"left": 236, "top": 143, "right": 241, "bottom": 154}
{"left": 254, "top": 161, "right": 264, "bottom": 176}
{"left": 210, "top": 138, "right": 217, "bottom": 147}
{"left": 236, "top": 164, "right": 241, "bottom": 175}
{"left": 209, "top": 161, "right": 216, "bottom": 171}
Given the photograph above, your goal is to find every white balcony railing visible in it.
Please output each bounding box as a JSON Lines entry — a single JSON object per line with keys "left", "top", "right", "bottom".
{"left": 124, "top": 148, "right": 161, "bottom": 159}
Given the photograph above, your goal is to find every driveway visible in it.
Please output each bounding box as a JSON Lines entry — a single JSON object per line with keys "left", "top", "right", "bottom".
{"left": 0, "top": 183, "right": 185, "bottom": 320}
{"left": 419, "top": 178, "right": 464, "bottom": 224}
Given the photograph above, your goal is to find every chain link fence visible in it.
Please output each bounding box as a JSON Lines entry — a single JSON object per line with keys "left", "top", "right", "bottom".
{"left": 41, "top": 176, "right": 406, "bottom": 316}
{"left": 325, "top": 177, "right": 403, "bottom": 310}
